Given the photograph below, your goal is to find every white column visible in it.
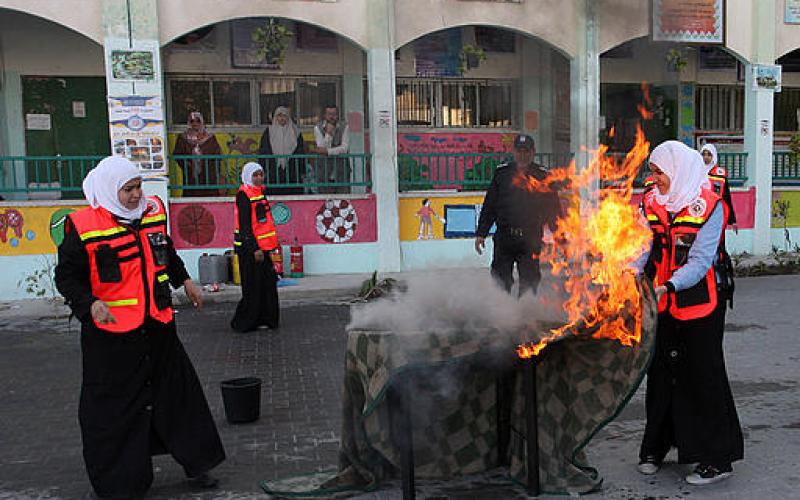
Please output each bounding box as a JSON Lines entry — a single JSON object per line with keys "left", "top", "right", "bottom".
{"left": 742, "top": 0, "right": 776, "bottom": 255}
{"left": 342, "top": 42, "right": 366, "bottom": 193}
{"left": 570, "top": 0, "right": 600, "bottom": 200}
{"left": 0, "top": 70, "right": 27, "bottom": 198}
{"left": 366, "top": 0, "right": 401, "bottom": 272}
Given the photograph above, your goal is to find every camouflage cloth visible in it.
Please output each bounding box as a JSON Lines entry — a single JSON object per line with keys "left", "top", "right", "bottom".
{"left": 261, "top": 278, "right": 656, "bottom": 497}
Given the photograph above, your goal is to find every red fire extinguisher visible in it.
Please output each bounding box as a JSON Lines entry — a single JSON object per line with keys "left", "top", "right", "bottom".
{"left": 290, "top": 237, "right": 304, "bottom": 278}
{"left": 270, "top": 243, "right": 284, "bottom": 277}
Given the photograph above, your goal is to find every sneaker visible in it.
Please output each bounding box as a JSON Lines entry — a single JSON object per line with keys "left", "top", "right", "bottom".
{"left": 637, "top": 456, "right": 661, "bottom": 475}
{"left": 685, "top": 464, "right": 732, "bottom": 485}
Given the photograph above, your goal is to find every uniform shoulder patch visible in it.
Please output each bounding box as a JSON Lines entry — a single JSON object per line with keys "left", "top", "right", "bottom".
{"left": 146, "top": 197, "right": 162, "bottom": 215}
{"left": 688, "top": 197, "right": 707, "bottom": 218}
{"left": 496, "top": 162, "right": 509, "bottom": 169}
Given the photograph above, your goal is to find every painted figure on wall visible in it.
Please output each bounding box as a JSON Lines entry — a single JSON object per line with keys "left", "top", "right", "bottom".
{"left": 415, "top": 198, "right": 446, "bottom": 240}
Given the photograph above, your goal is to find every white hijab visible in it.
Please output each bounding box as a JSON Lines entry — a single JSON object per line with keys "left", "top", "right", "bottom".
{"left": 241, "top": 162, "right": 263, "bottom": 187}
{"left": 650, "top": 141, "right": 711, "bottom": 213}
{"left": 700, "top": 143, "right": 718, "bottom": 169}
{"left": 82, "top": 156, "right": 147, "bottom": 220}
{"left": 268, "top": 106, "right": 300, "bottom": 169}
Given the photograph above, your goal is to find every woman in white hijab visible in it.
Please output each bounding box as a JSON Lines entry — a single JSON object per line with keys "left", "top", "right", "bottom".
{"left": 231, "top": 162, "right": 281, "bottom": 332}
{"left": 700, "top": 142, "right": 738, "bottom": 233}
{"left": 258, "top": 106, "right": 306, "bottom": 195}
{"left": 54, "top": 156, "right": 225, "bottom": 498}
{"left": 636, "top": 141, "right": 743, "bottom": 486}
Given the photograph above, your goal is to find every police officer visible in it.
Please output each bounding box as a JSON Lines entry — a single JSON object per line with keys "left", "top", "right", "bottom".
{"left": 475, "top": 134, "right": 562, "bottom": 295}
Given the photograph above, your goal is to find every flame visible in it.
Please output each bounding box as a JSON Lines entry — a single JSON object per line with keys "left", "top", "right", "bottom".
{"left": 637, "top": 82, "right": 654, "bottom": 120}
{"left": 516, "top": 123, "right": 652, "bottom": 359}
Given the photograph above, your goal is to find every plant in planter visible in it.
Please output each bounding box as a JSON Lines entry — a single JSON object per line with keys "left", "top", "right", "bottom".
{"left": 665, "top": 48, "right": 688, "bottom": 73}
{"left": 251, "top": 18, "right": 293, "bottom": 66}
{"left": 459, "top": 44, "right": 487, "bottom": 75}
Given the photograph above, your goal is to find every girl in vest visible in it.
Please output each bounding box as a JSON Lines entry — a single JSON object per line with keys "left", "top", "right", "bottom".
{"left": 230, "top": 162, "right": 280, "bottom": 332}
{"left": 635, "top": 141, "right": 743, "bottom": 485}
{"left": 54, "top": 157, "right": 225, "bottom": 499}
{"left": 700, "top": 143, "right": 738, "bottom": 234}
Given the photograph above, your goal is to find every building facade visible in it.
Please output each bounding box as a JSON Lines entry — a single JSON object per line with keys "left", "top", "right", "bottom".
{"left": 0, "top": 0, "right": 798, "bottom": 300}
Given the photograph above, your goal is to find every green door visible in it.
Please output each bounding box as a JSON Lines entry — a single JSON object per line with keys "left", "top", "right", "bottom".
{"left": 22, "top": 76, "right": 110, "bottom": 197}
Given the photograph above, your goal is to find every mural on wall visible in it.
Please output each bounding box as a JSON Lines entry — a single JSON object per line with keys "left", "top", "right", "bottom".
{"left": 398, "top": 132, "right": 514, "bottom": 154}
{"left": 170, "top": 196, "right": 376, "bottom": 250}
{"left": 0, "top": 205, "right": 85, "bottom": 256}
{"left": 772, "top": 191, "right": 800, "bottom": 228}
{"left": 400, "top": 195, "right": 487, "bottom": 241}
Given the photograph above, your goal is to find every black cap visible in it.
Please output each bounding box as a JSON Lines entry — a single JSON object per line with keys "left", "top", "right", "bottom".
{"left": 513, "top": 134, "right": 535, "bottom": 150}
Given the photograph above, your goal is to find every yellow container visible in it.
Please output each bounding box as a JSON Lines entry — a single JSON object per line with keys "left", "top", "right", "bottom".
{"left": 232, "top": 253, "right": 241, "bottom": 285}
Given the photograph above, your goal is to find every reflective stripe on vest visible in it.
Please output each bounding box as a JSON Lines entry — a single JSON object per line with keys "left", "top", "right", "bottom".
{"left": 643, "top": 187, "right": 724, "bottom": 320}
{"left": 234, "top": 184, "right": 279, "bottom": 251}
{"left": 69, "top": 196, "right": 174, "bottom": 333}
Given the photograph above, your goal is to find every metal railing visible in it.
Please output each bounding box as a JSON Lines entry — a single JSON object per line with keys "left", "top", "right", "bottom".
{"left": 773, "top": 152, "right": 800, "bottom": 185}
{"left": 169, "top": 153, "right": 371, "bottom": 195}
{"left": 397, "top": 152, "right": 574, "bottom": 191}
{"left": 0, "top": 155, "right": 104, "bottom": 198}
{"left": 631, "top": 152, "right": 749, "bottom": 187}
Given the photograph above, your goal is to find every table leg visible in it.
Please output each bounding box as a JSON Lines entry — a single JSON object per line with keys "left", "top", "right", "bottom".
{"left": 524, "top": 360, "right": 540, "bottom": 496}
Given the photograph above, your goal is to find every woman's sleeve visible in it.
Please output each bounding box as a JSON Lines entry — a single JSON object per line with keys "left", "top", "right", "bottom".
{"left": 166, "top": 235, "right": 191, "bottom": 288}
{"left": 666, "top": 203, "right": 724, "bottom": 292}
{"left": 236, "top": 191, "right": 258, "bottom": 254}
{"left": 723, "top": 181, "right": 737, "bottom": 225}
{"left": 54, "top": 218, "right": 97, "bottom": 322}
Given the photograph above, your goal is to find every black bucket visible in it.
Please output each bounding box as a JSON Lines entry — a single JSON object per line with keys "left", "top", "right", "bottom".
{"left": 220, "top": 377, "right": 262, "bottom": 424}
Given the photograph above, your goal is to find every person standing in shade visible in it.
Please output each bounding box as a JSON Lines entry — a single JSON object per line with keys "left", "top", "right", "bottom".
{"left": 231, "top": 162, "right": 280, "bottom": 332}
{"left": 700, "top": 143, "right": 738, "bottom": 234}
{"left": 311, "top": 104, "right": 350, "bottom": 193}
{"left": 55, "top": 157, "right": 225, "bottom": 499}
{"left": 634, "top": 141, "right": 742, "bottom": 485}
{"left": 258, "top": 106, "right": 306, "bottom": 195}
{"left": 474, "top": 134, "right": 561, "bottom": 296}
{"left": 172, "top": 111, "right": 224, "bottom": 197}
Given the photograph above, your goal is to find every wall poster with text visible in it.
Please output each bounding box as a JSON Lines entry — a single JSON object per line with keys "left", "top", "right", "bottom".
{"left": 652, "top": 0, "right": 724, "bottom": 44}
{"left": 108, "top": 96, "right": 167, "bottom": 175}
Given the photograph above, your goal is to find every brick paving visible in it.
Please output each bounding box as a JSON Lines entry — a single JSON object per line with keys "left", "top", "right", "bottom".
{"left": 1, "top": 275, "right": 799, "bottom": 499}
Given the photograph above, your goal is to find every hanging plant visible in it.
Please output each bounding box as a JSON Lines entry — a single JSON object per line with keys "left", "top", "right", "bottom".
{"left": 251, "top": 19, "right": 293, "bottom": 66}
{"left": 665, "top": 48, "right": 688, "bottom": 73}
{"left": 459, "top": 44, "right": 487, "bottom": 75}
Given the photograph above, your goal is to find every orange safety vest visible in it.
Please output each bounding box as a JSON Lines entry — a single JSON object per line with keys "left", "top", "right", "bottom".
{"left": 643, "top": 187, "right": 728, "bottom": 320}
{"left": 707, "top": 165, "right": 728, "bottom": 197}
{"left": 69, "top": 196, "right": 174, "bottom": 333}
{"left": 234, "top": 184, "right": 279, "bottom": 252}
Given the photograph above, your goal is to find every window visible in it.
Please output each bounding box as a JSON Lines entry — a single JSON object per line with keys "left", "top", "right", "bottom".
{"left": 695, "top": 85, "right": 744, "bottom": 131}
{"left": 168, "top": 76, "right": 341, "bottom": 126}
{"left": 170, "top": 80, "right": 211, "bottom": 125}
{"left": 213, "top": 81, "right": 251, "bottom": 125}
{"left": 396, "top": 78, "right": 516, "bottom": 128}
{"left": 774, "top": 87, "right": 800, "bottom": 132}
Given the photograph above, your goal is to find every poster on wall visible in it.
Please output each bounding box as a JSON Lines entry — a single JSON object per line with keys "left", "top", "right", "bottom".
{"left": 108, "top": 96, "right": 166, "bottom": 175}
{"left": 786, "top": 0, "right": 800, "bottom": 24}
{"left": 652, "top": 0, "right": 724, "bottom": 44}
{"left": 414, "top": 28, "right": 461, "bottom": 77}
{"left": 752, "top": 64, "right": 782, "bottom": 91}
{"left": 104, "top": 38, "right": 162, "bottom": 96}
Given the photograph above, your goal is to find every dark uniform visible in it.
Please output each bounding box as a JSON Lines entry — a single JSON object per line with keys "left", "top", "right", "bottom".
{"left": 477, "top": 156, "right": 561, "bottom": 295}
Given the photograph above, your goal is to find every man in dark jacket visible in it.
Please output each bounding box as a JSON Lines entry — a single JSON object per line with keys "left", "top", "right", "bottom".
{"left": 475, "top": 134, "right": 562, "bottom": 295}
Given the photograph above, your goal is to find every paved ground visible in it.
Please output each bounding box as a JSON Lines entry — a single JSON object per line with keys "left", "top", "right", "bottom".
{"left": 0, "top": 273, "right": 798, "bottom": 499}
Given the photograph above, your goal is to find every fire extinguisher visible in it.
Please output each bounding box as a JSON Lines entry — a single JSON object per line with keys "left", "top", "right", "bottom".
{"left": 270, "top": 243, "right": 284, "bottom": 277}
{"left": 289, "top": 237, "right": 304, "bottom": 278}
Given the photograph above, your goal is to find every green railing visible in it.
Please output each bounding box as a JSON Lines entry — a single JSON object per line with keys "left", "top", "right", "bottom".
{"left": 631, "top": 152, "right": 748, "bottom": 187}
{"left": 773, "top": 152, "right": 800, "bottom": 184}
{"left": 0, "top": 155, "right": 104, "bottom": 198}
{"left": 398, "top": 152, "right": 574, "bottom": 191}
{"left": 169, "top": 153, "right": 371, "bottom": 195}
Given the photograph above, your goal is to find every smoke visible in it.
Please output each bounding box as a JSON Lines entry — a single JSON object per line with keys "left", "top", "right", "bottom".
{"left": 348, "top": 268, "right": 565, "bottom": 345}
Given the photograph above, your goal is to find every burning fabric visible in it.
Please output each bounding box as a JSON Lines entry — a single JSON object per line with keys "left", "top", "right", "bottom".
{"left": 262, "top": 120, "right": 657, "bottom": 498}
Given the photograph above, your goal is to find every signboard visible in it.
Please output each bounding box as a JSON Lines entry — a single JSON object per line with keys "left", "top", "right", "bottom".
{"left": 25, "top": 114, "right": 51, "bottom": 131}
{"left": 786, "top": 0, "right": 800, "bottom": 24}
{"left": 104, "top": 38, "right": 162, "bottom": 96}
{"left": 108, "top": 96, "right": 166, "bottom": 174}
{"left": 652, "top": 0, "right": 724, "bottom": 44}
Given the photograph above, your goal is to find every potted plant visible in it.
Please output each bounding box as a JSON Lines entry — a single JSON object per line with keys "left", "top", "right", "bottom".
{"left": 459, "top": 44, "right": 487, "bottom": 74}
{"left": 251, "top": 18, "right": 293, "bottom": 66}
{"left": 665, "top": 48, "right": 688, "bottom": 73}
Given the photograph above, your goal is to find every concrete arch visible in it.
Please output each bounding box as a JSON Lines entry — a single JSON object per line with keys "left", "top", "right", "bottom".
{"left": 158, "top": 0, "right": 369, "bottom": 49}
{"left": 394, "top": 0, "right": 579, "bottom": 58}
{"left": 0, "top": 1, "right": 103, "bottom": 44}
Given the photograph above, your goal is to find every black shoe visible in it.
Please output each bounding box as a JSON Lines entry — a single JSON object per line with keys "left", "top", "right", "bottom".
{"left": 637, "top": 455, "right": 661, "bottom": 475}
{"left": 187, "top": 472, "right": 219, "bottom": 489}
{"left": 685, "top": 463, "right": 733, "bottom": 485}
